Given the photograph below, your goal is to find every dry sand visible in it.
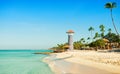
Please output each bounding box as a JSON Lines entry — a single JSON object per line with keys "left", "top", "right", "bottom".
{"left": 44, "top": 50, "right": 120, "bottom": 74}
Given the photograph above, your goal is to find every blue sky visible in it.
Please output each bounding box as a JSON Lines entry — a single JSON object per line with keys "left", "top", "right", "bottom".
{"left": 0, "top": 0, "right": 120, "bottom": 49}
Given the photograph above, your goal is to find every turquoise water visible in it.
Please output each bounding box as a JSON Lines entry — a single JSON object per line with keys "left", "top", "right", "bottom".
{"left": 0, "top": 50, "right": 54, "bottom": 74}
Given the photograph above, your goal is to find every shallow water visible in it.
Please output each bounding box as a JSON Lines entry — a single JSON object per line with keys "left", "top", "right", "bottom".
{"left": 0, "top": 50, "right": 54, "bottom": 74}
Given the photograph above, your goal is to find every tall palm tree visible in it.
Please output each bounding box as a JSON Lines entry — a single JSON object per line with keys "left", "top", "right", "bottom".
{"left": 105, "top": 2, "right": 119, "bottom": 37}
{"left": 88, "top": 26, "right": 94, "bottom": 41}
{"left": 99, "top": 24, "right": 105, "bottom": 38}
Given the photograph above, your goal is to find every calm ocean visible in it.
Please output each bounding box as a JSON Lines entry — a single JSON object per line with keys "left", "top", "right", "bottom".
{"left": 0, "top": 49, "right": 54, "bottom": 74}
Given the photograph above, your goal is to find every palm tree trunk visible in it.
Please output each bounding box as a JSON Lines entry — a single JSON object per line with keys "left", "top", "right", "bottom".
{"left": 110, "top": 9, "right": 119, "bottom": 36}
{"left": 91, "top": 31, "right": 93, "bottom": 42}
{"left": 110, "top": 9, "right": 120, "bottom": 44}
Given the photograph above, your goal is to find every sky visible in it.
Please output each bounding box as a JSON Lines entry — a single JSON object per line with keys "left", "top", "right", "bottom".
{"left": 0, "top": 0, "right": 120, "bottom": 49}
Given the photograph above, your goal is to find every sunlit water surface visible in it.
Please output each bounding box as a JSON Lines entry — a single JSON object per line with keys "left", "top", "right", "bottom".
{"left": 0, "top": 50, "right": 54, "bottom": 74}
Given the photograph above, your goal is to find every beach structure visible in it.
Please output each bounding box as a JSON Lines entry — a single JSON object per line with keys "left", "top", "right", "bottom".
{"left": 66, "top": 30, "right": 74, "bottom": 51}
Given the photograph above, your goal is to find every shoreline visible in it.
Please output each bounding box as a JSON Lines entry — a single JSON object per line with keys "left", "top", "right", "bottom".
{"left": 43, "top": 50, "right": 120, "bottom": 74}
{"left": 43, "top": 54, "right": 61, "bottom": 74}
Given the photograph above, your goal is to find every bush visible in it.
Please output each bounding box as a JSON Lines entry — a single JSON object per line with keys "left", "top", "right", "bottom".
{"left": 89, "top": 39, "right": 105, "bottom": 48}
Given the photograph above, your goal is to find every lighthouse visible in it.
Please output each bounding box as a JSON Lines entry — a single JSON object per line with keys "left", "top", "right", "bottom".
{"left": 66, "top": 30, "right": 74, "bottom": 51}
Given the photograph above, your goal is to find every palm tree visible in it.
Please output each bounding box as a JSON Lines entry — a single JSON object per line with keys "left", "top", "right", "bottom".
{"left": 108, "top": 28, "right": 112, "bottom": 34}
{"left": 88, "top": 26, "right": 94, "bottom": 42}
{"left": 94, "top": 32, "right": 100, "bottom": 40}
{"left": 87, "top": 37, "right": 90, "bottom": 40}
{"left": 80, "top": 38, "right": 84, "bottom": 41}
{"left": 105, "top": 2, "right": 119, "bottom": 37}
{"left": 80, "top": 38, "right": 85, "bottom": 43}
{"left": 87, "top": 37, "right": 90, "bottom": 44}
{"left": 99, "top": 24, "right": 105, "bottom": 38}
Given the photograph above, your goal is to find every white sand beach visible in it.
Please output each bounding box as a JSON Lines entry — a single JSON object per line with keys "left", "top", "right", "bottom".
{"left": 44, "top": 50, "right": 120, "bottom": 74}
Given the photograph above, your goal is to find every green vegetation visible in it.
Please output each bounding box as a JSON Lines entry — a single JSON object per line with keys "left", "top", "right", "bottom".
{"left": 99, "top": 24, "right": 105, "bottom": 38}
{"left": 73, "top": 41, "right": 83, "bottom": 49}
{"left": 88, "top": 26, "right": 94, "bottom": 42}
{"left": 50, "top": 43, "right": 68, "bottom": 52}
{"left": 89, "top": 39, "right": 105, "bottom": 50}
{"left": 94, "top": 32, "right": 100, "bottom": 40}
{"left": 104, "top": 33, "right": 120, "bottom": 43}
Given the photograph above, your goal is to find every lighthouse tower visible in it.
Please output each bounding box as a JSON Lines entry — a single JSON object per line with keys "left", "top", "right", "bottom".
{"left": 66, "top": 30, "right": 74, "bottom": 51}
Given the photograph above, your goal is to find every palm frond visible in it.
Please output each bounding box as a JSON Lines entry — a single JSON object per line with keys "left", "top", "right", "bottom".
{"left": 105, "top": 2, "right": 112, "bottom": 8}
{"left": 112, "top": 2, "right": 117, "bottom": 8}
{"left": 105, "top": 2, "right": 117, "bottom": 8}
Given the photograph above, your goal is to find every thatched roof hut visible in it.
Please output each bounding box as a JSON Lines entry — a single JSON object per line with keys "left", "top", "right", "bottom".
{"left": 63, "top": 45, "right": 69, "bottom": 49}
{"left": 103, "top": 38, "right": 109, "bottom": 43}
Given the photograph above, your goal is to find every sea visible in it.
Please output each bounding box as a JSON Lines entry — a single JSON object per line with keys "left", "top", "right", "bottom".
{"left": 0, "top": 49, "right": 54, "bottom": 74}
